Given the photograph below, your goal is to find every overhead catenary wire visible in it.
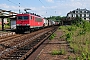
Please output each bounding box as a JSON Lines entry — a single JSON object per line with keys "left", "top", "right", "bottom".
{"left": 39, "top": 0, "right": 46, "bottom": 7}
{"left": 6, "top": 0, "right": 23, "bottom": 13}
{"left": 7, "top": 0, "right": 19, "bottom": 6}
{"left": 37, "top": 0, "right": 47, "bottom": 15}
{"left": 38, "top": 0, "right": 57, "bottom": 17}
{"left": 6, "top": 0, "right": 56, "bottom": 16}
{"left": 7, "top": 0, "right": 36, "bottom": 14}
{"left": 6, "top": 0, "right": 22, "bottom": 9}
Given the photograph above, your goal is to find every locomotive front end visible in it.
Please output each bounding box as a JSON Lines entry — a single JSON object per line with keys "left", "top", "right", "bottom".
{"left": 16, "top": 14, "right": 30, "bottom": 33}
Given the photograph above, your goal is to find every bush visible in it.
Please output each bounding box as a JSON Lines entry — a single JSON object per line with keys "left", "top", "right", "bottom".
{"left": 67, "top": 26, "right": 76, "bottom": 31}
{"left": 78, "top": 30, "right": 86, "bottom": 35}
{"left": 65, "top": 33, "right": 73, "bottom": 43}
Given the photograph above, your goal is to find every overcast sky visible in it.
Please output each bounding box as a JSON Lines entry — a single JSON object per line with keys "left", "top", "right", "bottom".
{"left": 0, "top": 0, "right": 90, "bottom": 17}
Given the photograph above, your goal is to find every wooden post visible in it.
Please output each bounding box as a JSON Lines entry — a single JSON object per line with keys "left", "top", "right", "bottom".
{"left": 2, "top": 18, "right": 4, "bottom": 31}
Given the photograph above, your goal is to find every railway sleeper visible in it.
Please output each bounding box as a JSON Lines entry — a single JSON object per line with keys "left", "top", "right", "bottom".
{"left": 2, "top": 57, "right": 20, "bottom": 60}
{"left": 19, "top": 49, "right": 33, "bottom": 60}
{"left": 18, "top": 38, "right": 47, "bottom": 59}
{"left": 33, "top": 33, "right": 50, "bottom": 50}
{"left": 16, "top": 50, "right": 28, "bottom": 52}
{"left": 2, "top": 52, "right": 25, "bottom": 60}
{"left": 0, "top": 48, "right": 17, "bottom": 58}
{"left": 6, "top": 55, "right": 21, "bottom": 58}
{"left": 12, "top": 52, "right": 25, "bottom": 56}
{"left": 18, "top": 48, "right": 31, "bottom": 51}
{"left": 19, "top": 46, "right": 31, "bottom": 50}
{"left": 0, "top": 44, "right": 11, "bottom": 48}
{"left": 8, "top": 53, "right": 22, "bottom": 57}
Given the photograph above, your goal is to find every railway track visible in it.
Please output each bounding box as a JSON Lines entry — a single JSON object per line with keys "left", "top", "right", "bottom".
{"left": 0, "top": 34, "right": 23, "bottom": 42}
{"left": 0, "top": 26, "right": 59, "bottom": 60}
{"left": 0, "top": 34, "right": 24, "bottom": 52}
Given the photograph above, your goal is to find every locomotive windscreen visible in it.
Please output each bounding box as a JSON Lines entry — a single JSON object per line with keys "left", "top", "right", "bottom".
{"left": 17, "top": 16, "right": 29, "bottom": 20}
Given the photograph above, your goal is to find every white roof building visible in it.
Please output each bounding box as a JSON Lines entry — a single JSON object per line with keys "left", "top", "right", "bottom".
{"left": 67, "top": 8, "right": 90, "bottom": 21}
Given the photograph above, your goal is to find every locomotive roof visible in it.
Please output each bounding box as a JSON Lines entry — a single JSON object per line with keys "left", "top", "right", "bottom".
{"left": 17, "top": 13, "right": 41, "bottom": 17}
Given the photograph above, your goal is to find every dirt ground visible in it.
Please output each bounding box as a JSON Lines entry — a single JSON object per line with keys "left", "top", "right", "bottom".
{"left": 35, "top": 29, "right": 76, "bottom": 60}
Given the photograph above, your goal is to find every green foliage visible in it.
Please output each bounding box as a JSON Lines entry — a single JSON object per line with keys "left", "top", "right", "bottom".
{"left": 68, "top": 55, "right": 73, "bottom": 60}
{"left": 81, "top": 53, "right": 87, "bottom": 60}
{"left": 75, "top": 52, "right": 90, "bottom": 60}
{"left": 59, "top": 26, "right": 67, "bottom": 30}
{"left": 0, "top": 25, "right": 1, "bottom": 27}
{"left": 67, "top": 26, "right": 76, "bottom": 31}
{"left": 75, "top": 57, "right": 80, "bottom": 60}
{"left": 51, "top": 49, "right": 66, "bottom": 55}
{"left": 76, "top": 20, "right": 90, "bottom": 36}
{"left": 82, "top": 21, "right": 90, "bottom": 32}
{"left": 75, "top": 20, "right": 90, "bottom": 32}
{"left": 84, "top": 39, "right": 90, "bottom": 45}
{"left": 0, "top": 24, "right": 10, "bottom": 29}
{"left": 71, "top": 16, "right": 82, "bottom": 25}
{"left": 73, "top": 48, "right": 78, "bottom": 53}
{"left": 7, "top": 18, "right": 10, "bottom": 26}
{"left": 49, "top": 33, "right": 56, "bottom": 40}
{"left": 51, "top": 50, "right": 60, "bottom": 55}
{"left": 59, "top": 19, "right": 90, "bottom": 60}
{"left": 65, "top": 33, "right": 73, "bottom": 43}
{"left": 78, "top": 30, "right": 86, "bottom": 36}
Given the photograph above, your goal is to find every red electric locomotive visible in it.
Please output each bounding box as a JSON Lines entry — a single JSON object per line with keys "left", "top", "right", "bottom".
{"left": 16, "top": 13, "right": 44, "bottom": 33}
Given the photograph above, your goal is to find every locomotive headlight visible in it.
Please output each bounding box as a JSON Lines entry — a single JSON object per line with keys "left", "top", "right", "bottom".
{"left": 16, "top": 24, "right": 20, "bottom": 26}
{"left": 26, "top": 24, "right": 30, "bottom": 26}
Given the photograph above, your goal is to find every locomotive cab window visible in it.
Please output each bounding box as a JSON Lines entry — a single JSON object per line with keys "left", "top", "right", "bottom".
{"left": 17, "top": 16, "right": 23, "bottom": 20}
{"left": 24, "top": 16, "right": 29, "bottom": 20}
{"left": 17, "top": 16, "right": 29, "bottom": 20}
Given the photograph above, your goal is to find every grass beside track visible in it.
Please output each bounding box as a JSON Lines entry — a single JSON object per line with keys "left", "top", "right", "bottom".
{"left": 59, "top": 21, "right": 90, "bottom": 60}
